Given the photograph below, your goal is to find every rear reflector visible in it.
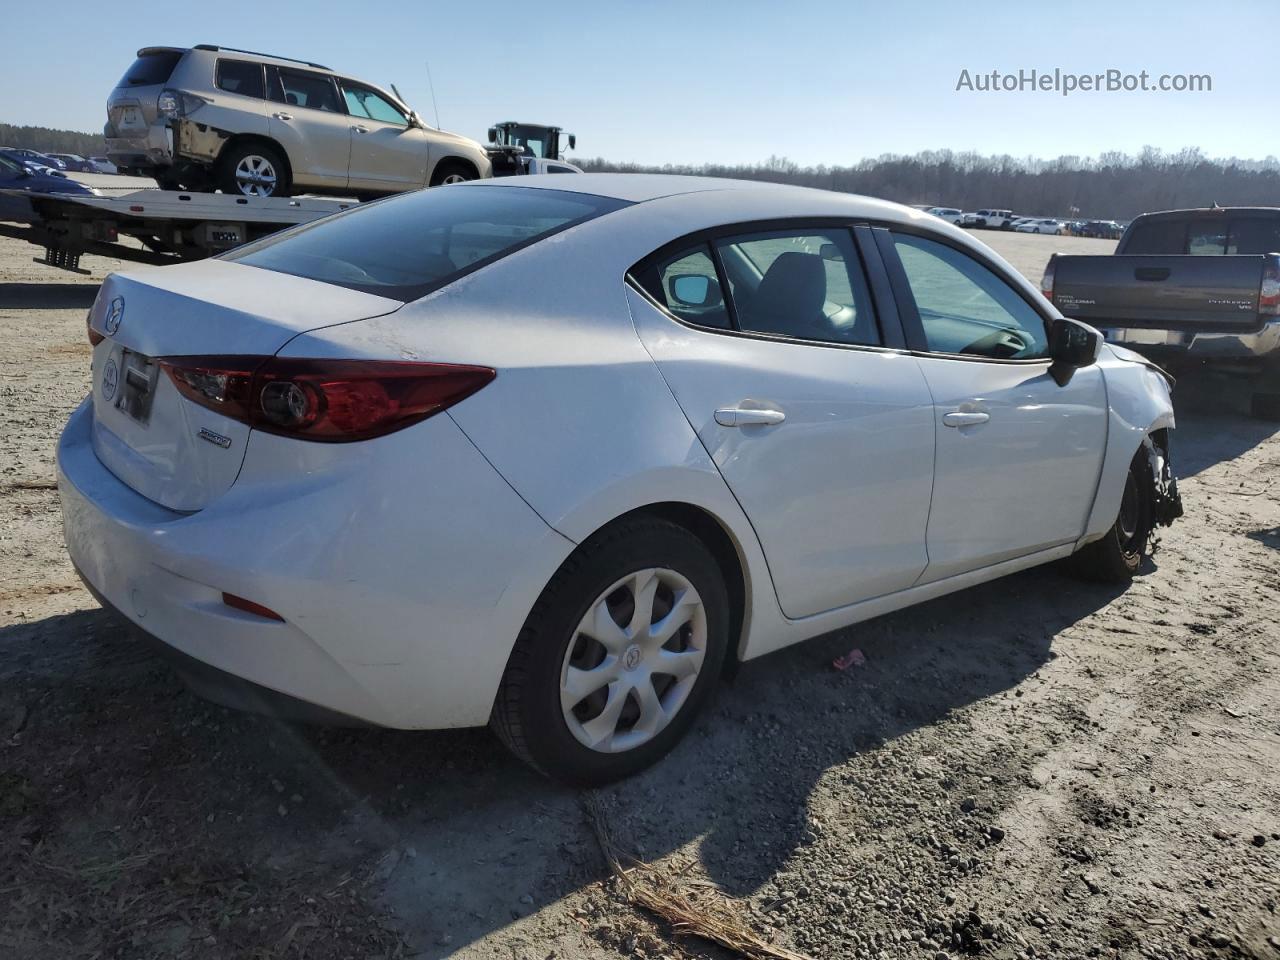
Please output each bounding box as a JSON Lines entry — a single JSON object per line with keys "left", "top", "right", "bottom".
{"left": 222, "top": 592, "right": 285, "bottom": 621}
{"left": 160, "top": 356, "right": 495, "bottom": 442}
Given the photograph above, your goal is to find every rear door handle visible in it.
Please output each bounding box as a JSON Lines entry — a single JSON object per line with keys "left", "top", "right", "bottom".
{"left": 272, "top": 112, "right": 293, "bottom": 121}
{"left": 943, "top": 411, "right": 990, "bottom": 427}
{"left": 352, "top": 125, "right": 369, "bottom": 133}
{"left": 715, "top": 406, "right": 785, "bottom": 427}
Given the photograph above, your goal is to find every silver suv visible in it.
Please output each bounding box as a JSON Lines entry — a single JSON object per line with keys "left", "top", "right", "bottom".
{"left": 105, "top": 45, "right": 493, "bottom": 198}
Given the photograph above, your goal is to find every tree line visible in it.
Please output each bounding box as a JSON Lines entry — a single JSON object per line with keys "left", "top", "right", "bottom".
{"left": 0, "top": 124, "right": 106, "bottom": 159}
{"left": 576, "top": 147, "right": 1280, "bottom": 219}
{"left": 5, "top": 122, "right": 1279, "bottom": 218}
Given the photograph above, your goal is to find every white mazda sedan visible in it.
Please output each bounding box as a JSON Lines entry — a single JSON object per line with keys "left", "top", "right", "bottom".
{"left": 60, "top": 175, "right": 1182, "bottom": 785}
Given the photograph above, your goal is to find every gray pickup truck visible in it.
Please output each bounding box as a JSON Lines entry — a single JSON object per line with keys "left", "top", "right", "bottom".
{"left": 1041, "top": 206, "right": 1280, "bottom": 419}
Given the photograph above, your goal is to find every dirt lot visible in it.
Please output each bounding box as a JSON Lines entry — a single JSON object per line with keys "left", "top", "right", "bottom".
{"left": 1, "top": 228, "right": 1278, "bottom": 960}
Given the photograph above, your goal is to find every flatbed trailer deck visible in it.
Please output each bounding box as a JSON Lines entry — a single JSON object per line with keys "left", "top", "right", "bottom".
{"left": 0, "top": 186, "right": 357, "bottom": 274}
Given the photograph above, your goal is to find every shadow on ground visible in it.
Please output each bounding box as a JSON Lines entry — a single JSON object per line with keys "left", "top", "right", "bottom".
{"left": 0, "top": 561, "right": 1128, "bottom": 956}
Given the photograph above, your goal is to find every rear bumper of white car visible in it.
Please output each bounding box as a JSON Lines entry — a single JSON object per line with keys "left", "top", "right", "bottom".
{"left": 58, "top": 398, "right": 572, "bottom": 729}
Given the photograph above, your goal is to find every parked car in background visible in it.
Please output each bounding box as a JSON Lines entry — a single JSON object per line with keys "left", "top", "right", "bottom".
{"left": 105, "top": 45, "right": 493, "bottom": 197}
{"left": 1, "top": 148, "right": 67, "bottom": 172}
{"left": 47, "top": 153, "right": 99, "bottom": 173}
{"left": 0, "top": 152, "right": 95, "bottom": 221}
{"left": 928, "top": 207, "right": 964, "bottom": 224}
{"left": 1017, "top": 218, "right": 1064, "bottom": 235}
{"left": 1081, "top": 220, "right": 1122, "bottom": 239}
{"left": 88, "top": 156, "right": 120, "bottom": 174}
{"left": 962, "top": 208, "right": 1014, "bottom": 229}
{"left": 62, "top": 175, "right": 1181, "bottom": 785}
{"left": 1044, "top": 205, "right": 1280, "bottom": 419}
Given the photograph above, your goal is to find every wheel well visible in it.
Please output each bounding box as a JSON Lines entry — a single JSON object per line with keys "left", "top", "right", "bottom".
{"left": 217, "top": 135, "right": 292, "bottom": 181}
{"left": 433, "top": 156, "right": 478, "bottom": 180}
{"left": 604, "top": 502, "right": 749, "bottom": 674}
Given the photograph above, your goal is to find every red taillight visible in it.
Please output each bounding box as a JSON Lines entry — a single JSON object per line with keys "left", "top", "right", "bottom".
{"left": 87, "top": 314, "right": 104, "bottom": 346}
{"left": 1260, "top": 254, "right": 1280, "bottom": 317}
{"left": 1040, "top": 254, "right": 1057, "bottom": 302}
{"left": 160, "top": 356, "right": 495, "bottom": 442}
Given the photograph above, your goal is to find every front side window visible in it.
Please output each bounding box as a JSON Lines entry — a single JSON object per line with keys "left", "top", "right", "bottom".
{"left": 224, "top": 186, "right": 628, "bottom": 300}
{"left": 273, "top": 69, "right": 341, "bottom": 112}
{"left": 341, "top": 84, "right": 408, "bottom": 125}
{"left": 892, "top": 233, "right": 1048, "bottom": 359}
{"left": 216, "top": 59, "right": 265, "bottom": 99}
{"left": 651, "top": 245, "right": 731, "bottom": 329}
{"left": 715, "top": 230, "right": 880, "bottom": 346}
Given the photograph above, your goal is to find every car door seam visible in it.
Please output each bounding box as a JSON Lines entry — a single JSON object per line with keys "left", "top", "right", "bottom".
{"left": 908, "top": 354, "right": 939, "bottom": 587}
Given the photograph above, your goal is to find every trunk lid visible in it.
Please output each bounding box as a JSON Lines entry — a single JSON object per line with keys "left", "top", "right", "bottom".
{"left": 1051, "top": 254, "right": 1268, "bottom": 333}
{"left": 89, "top": 261, "right": 401, "bottom": 511}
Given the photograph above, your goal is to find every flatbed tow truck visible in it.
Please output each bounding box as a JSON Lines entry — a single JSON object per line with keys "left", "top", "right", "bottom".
{"left": 1, "top": 122, "right": 578, "bottom": 275}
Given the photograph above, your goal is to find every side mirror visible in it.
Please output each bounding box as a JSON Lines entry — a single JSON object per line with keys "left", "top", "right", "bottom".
{"left": 567, "top": 134, "right": 576, "bottom": 150}
{"left": 668, "top": 274, "right": 719, "bottom": 308}
{"left": 1048, "top": 317, "right": 1101, "bottom": 386}
{"left": 487, "top": 126, "right": 499, "bottom": 144}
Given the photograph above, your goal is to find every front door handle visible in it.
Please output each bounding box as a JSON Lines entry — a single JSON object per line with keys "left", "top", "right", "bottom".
{"left": 272, "top": 112, "right": 293, "bottom": 121}
{"left": 352, "top": 125, "right": 370, "bottom": 134}
{"left": 943, "top": 411, "right": 991, "bottom": 427}
{"left": 715, "top": 406, "right": 785, "bottom": 427}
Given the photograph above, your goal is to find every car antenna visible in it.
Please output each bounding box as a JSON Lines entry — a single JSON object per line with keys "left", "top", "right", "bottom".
{"left": 422, "top": 60, "right": 442, "bottom": 129}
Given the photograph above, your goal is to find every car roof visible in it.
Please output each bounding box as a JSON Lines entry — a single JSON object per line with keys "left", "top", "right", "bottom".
{"left": 461, "top": 173, "right": 931, "bottom": 224}
{"left": 1134, "top": 206, "right": 1280, "bottom": 222}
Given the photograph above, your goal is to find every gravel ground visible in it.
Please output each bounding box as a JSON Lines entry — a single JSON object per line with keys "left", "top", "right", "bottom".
{"left": 0, "top": 229, "right": 1277, "bottom": 960}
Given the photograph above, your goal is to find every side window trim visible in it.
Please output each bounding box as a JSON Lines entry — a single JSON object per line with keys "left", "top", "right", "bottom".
{"left": 877, "top": 224, "right": 1057, "bottom": 362}
{"left": 630, "top": 217, "right": 912, "bottom": 353}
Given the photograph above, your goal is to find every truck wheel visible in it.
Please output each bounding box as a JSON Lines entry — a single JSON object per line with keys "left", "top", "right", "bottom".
{"left": 490, "top": 516, "right": 729, "bottom": 786}
{"left": 1069, "top": 449, "right": 1153, "bottom": 583}
{"left": 430, "top": 160, "right": 476, "bottom": 186}
{"left": 1250, "top": 392, "right": 1280, "bottom": 421}
{"left": 218, "top": 143, "right": 290, "bottom": 198}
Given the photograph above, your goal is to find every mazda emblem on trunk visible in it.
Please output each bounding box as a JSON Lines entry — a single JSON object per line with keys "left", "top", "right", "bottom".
{"left": 105, "top": 296, "right": 125, "bottom": 334}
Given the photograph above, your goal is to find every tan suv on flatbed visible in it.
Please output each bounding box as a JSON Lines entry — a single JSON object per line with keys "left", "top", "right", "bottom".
{"left": 105, "top": 45, "right": 492, "bottom": 197}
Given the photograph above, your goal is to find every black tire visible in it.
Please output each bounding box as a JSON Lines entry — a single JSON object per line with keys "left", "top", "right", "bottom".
{"left": 1250, "top": 392, "right": 1280, "bottom": 421}
{"left": 216, "top": 141, "right": 291, "bottom": 198}
{"left": 491, "top": 516, "right": 729, "bottom": 786}
{"left": 429, "top": 159, "right": 477, "bottom": 187}
{"left": 1068, "top": 449, "right": 1153, "bottom": 583}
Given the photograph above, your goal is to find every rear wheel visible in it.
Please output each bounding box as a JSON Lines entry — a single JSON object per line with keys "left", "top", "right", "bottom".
{"left": 491, "top": 517, "right": 729, "bottom": 786}
{"left": 430, "top": 160, "right": 477, "bottom": 186}
{"left": 1069, "top": 451, "right": 1152, "bottom": 582}
{"left": 217, "top": 142, "right": 290, "bottom": 198}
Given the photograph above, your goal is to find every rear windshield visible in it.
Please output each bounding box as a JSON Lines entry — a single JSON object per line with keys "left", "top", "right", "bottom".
{"left": 1125, "top": 215, "right": 1280, "bottom": 255}
{"left": 118, "top": 51, "right": 183, "bottom": 87}
{"left": 224, "top": 186, "right": 630, "bottom": 300}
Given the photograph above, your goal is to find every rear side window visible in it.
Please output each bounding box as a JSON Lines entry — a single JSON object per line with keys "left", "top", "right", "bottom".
{"left": 224, "top": 186, "right": 629, "bottom": 300}
{"left": 118, "top": 51, "right": 182, "bottom": 87}
{"left": 272, "top": 69, "right": 341, "bottom": 112}
{"left": 216, "top": 59, "right": 265, "bottom": 99}
{"left": 1123, "top": 218, "right": 1186, "bottom": 254}
{"left": 716, "top": 230, "right": 879, "bottom": 346}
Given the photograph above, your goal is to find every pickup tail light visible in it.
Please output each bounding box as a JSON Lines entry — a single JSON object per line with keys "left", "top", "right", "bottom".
{"left": 1260, "top": 254, "right": 1280, "bottom": 317}
{"left": 87, "top": 313, "right": 104, "bottom": 346}
{"left": 1040, "top": 254, "right": 1056, "bottom": 302}
{"left": 160, "top": 356, "right": 495, "bottom": 442}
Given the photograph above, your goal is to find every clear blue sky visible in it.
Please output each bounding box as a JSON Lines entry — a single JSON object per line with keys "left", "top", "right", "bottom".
{"left": 4, "top": 0, "right": 1274, "bottom": 166}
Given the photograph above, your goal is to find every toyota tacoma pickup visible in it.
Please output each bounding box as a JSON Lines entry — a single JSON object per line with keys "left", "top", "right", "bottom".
{"left": 1042, "top": 206, "right": 1280, "bottom": 419}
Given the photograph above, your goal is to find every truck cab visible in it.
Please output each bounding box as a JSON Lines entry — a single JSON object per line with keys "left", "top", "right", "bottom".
{"left": 486, "top": 122, "right": 581, "bottom": 176}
